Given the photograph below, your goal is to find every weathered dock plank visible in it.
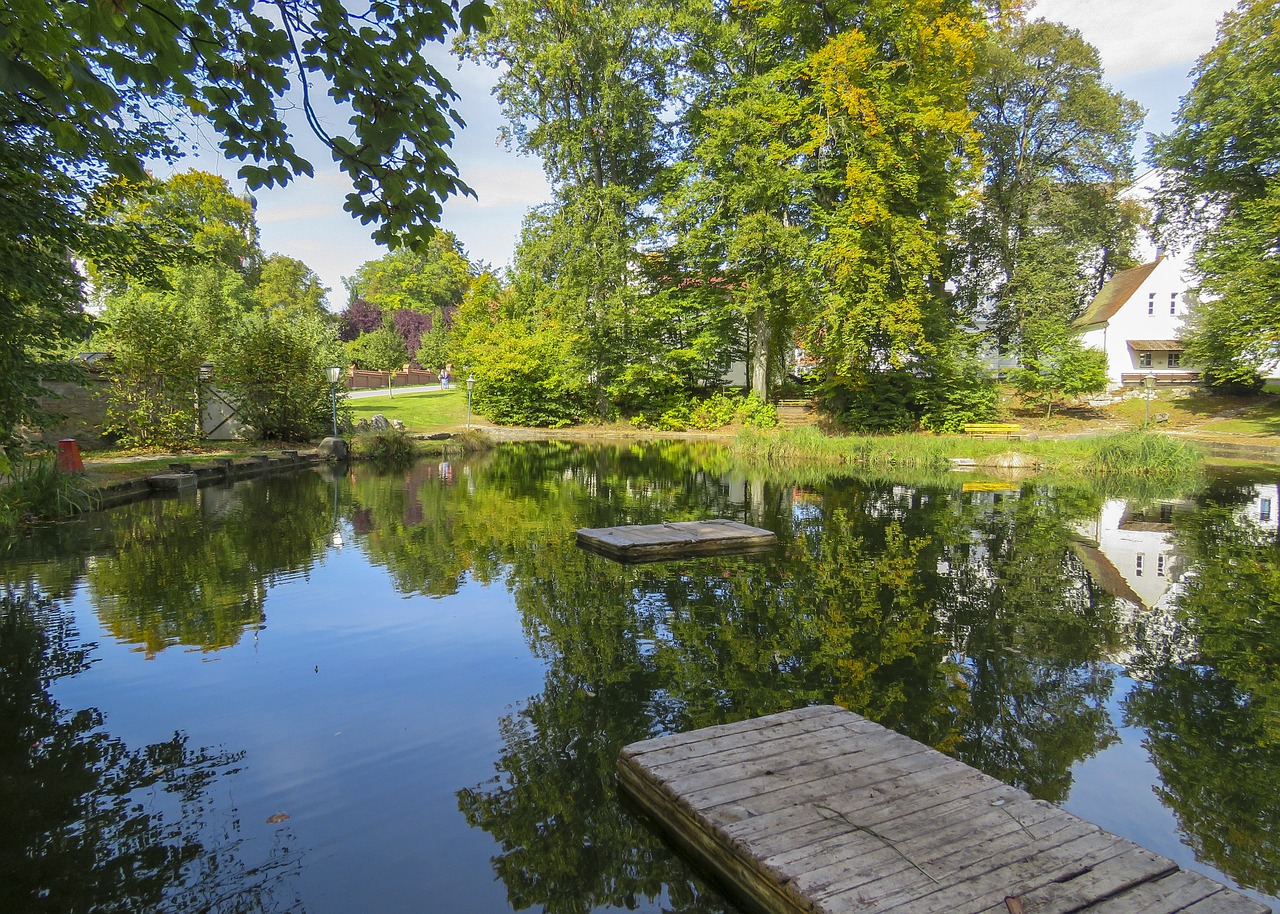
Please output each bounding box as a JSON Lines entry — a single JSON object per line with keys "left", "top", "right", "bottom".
{"left": 576, "top": 519, "right": 777, "bottom": 562}
{"left": 618, "top": 706, "right": 1270, "bottom": 914}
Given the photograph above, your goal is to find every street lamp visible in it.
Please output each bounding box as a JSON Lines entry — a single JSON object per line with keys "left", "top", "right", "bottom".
{"left": 324, "top": 365, "right": 342, "bottom": 437}
{"left": 1143, "top": 371, "right": 1157, "bottom": 427}
{"left": 466, "top": 373, "right": 476, "bottom": 428}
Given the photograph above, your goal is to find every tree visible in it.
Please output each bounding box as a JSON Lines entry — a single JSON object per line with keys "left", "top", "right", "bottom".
{"left": 345, "top": 326, "right": 408, "bottom": 396}
{"left": 787, "top": 0, "right": 989, "bottom": 424}
{"left": 462, "top": 0, "right": 679, "bottom": 418}
{"left": 255, "top": 254, "right": 329, "bottom": 316}
{"left": 0, "top": 0, "right": 486, "bottom": 444}
{"left": 660, "top": 0, "right": 817, "bottom": 401}
{"left": 0, "top": 105, "right": 93, "bottom": 448}
{"left": 339, "top": 298, "right": 384, "bottom": 342}
{"left": 345, "top": 233, "right": 473, "bottom": 315}
{"left": 449, "top": 271, "right": 590, "bottom": 426}
{"left": 1151, "top": 2, "right": 1280, "bottom": 389}
{"left": 92, "top": 172, "right": 262, "bottom": 448}
{"left": 1, "top": 0, "right": 489, "bottom": 248}
{"left": 389, "top": 310, "right": 436, "bottom": 366}
{"left": 98, "top": 263, "right": 256, "bottom": 448}
{"left": 956, "top": 18, "right": 1143, "bottom": 364}
{"left": 1010, "top": 318, "right": 1109, "bottom": 417}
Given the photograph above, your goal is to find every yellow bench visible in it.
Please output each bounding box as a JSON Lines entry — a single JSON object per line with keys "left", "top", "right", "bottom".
{"left": 962, "top": 423, "right": 1022, "bottom": 440}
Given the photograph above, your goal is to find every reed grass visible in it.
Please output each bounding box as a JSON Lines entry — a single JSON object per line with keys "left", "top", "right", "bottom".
{"left": 1, "top": 454, "right": 100, "bottom": 535}
{"left": 729, "top": 427, "right": 1202, "bottom": 490}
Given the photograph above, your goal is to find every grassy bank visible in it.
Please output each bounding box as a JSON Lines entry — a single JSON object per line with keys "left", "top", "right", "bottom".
{"left": 729, "top": 426, "right": 1204, "bottom": 493}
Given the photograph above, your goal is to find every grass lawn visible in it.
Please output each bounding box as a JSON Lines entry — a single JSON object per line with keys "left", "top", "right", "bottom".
{"left": 348, "top": 387, "right": 472, "bottom": 432}
{"left": 1003, "top": 386, "right": 1280, "bottom": 439}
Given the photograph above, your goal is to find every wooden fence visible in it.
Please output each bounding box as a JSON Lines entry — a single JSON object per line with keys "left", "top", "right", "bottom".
{"left": 346, "top": 367, "right": 439, "bottom": 390}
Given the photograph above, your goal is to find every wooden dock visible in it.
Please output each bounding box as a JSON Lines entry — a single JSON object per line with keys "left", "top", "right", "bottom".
{"left": 617, "top": 706, "right": 1269, "bottom": 914}
{"left": 576, "top": 519, "right": 777, "bottom": 562}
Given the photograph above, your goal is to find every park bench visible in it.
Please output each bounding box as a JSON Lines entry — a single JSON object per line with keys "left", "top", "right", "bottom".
{"left": 962, "top": 423, "right": 1022, "bottom": 439}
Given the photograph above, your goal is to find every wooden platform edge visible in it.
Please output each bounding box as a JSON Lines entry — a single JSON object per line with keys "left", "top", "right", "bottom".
{"left": 617, "top": 749, "right": 809, "bottom": 914}
{"left": 576, "top": 519, "right": 778, "bottom": 563}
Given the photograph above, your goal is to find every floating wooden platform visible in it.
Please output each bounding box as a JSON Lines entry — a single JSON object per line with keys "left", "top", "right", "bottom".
{"left": 576, "top": 519, "right": 777, "bottom": 563}
{"left": 618, "top": 706, "right": 1269, "bottom": 914}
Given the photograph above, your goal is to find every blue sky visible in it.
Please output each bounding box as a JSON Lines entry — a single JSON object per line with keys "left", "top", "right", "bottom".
{"left": 164, "top": 0, "right": 1237, "bottom": 307}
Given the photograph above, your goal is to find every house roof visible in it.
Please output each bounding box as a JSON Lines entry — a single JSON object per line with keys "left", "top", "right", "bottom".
{"left": 1071, "top": 541, "right": 1146, "bottom": 610}
{"left": 1073, "top": 258, "right": 1163, "bottom": 329}
{"left": 1127, "top": 339, "right": 1183, "bottom": 351}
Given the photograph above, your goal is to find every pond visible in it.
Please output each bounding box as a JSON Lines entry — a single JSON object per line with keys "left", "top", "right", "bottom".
{"left": 2, "top": 441, "right": 1278, "bottom": 913}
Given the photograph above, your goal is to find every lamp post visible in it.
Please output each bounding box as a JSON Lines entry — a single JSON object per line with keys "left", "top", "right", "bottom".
{"left": 324, "top": 365, "right": 342, "bottom": 437}
{"left": 1143, "top": 371, "right": 1156, "bottom": 427}
{"left": 466, "top": 374, "right": 476, "bottom": 428}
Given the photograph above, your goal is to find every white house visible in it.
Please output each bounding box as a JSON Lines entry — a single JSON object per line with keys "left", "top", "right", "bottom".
{"left": 1074, "top": 255, "right": 1199, "bottom": 387}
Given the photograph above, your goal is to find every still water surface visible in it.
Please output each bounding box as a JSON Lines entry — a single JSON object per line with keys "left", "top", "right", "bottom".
{"left": 2, "top": 441, "right": 1278, "bottom": 912}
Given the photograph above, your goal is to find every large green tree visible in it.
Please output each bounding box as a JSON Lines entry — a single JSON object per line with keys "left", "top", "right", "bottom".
{"left": 94, "top": 171, "right": 338, "bottom": 446}
{"left": 98, "top": 262, "right": 256, "bottom": 449}
{"left": 462, "top": 0, "right": 680, "bottom": 418}
{"left": 1152, "top": 0, "right": 1280, "bottom": 389}
{"left": 957, "top": 18, "right": 1143, "bottom": 348}
{"left": 255, "top": 253, "right": 330, "bottom": 316}
{"left": 660, "top": 0, "right": 816, "bottom": 401}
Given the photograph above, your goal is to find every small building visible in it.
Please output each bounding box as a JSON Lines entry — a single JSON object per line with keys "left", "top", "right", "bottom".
{"left": 1074, "top": 255, "right": 1199, "bottom": 387}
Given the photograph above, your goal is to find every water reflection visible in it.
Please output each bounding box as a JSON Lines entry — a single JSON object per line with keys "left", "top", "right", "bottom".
{"left": 0, "top": 588, "right": 304, "bottom": 912}
{"left": 2, "top": 446, "right": 1278, "bottom": 911}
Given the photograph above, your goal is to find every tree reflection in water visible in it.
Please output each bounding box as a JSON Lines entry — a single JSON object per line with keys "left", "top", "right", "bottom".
{"left": 8, "top": 444, "right": 1273, "bottom": 911}
{"left": 1124, "top": 483, "right": 1280, "bottom": 897}
{"left": 450, "top": 454, "right": 1135, "bottom": 913}
{"left": 0, "top": 588, "right": 305, "bottom": 913}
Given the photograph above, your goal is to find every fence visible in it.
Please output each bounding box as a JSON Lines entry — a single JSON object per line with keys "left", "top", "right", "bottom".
{"left": 347, "top": 367, "right": 440, "bottom": 390}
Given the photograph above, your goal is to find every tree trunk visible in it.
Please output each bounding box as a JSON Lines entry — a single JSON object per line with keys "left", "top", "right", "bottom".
{"left": 749, "top": 304, "right": 769, "bottom": 401}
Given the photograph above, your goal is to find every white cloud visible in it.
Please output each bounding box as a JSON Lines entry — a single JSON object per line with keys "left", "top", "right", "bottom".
{"left": 1031, "top": 0, "right": 1235, "bottom": 76}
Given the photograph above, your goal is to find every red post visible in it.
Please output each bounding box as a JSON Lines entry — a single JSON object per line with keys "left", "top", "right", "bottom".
{"left": 56, "top": 438, "right": 83, "bottom": 472}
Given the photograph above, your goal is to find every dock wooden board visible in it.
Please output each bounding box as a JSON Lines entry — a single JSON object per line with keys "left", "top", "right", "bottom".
{"left": 576, "top": 519, "right": 777, "bottom": 562}
{"left": 617, "top": 706, "right": 1270, "bottom": 914}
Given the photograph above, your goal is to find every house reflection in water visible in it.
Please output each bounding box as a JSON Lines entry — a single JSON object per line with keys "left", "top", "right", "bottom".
{"left": 1074, "top": 500, "right": 1187, "bottom": 614}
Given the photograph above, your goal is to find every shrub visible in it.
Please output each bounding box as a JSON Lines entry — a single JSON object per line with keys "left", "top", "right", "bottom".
{"left": 348, "top": 429, "right": 417, "bottom": 467}
{"left": 0, "top": 454, "right": 99, "bottom": 534}
{"left": 639, "top": 392, "right": 779, "bottom": 431}
{"left": 216, "top": 310, "right": 343, "bottom": 441}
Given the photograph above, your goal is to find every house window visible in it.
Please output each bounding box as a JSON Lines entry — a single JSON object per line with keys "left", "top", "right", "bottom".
{"left": 1262, "top": 498, "right": 1273, "bottom": 522}
{"left": 1170, "top": 293, "right": 1178, "bottom": 315}
{"left": 1160, "top": 504, "right": 1174, "bottom": 523}
{"left": 1168, "top": 352, "right": 1182, "bottom": 368}
{"left": 1148, "top": 293, "right": 1155, "bottom": 315}
{"left": 1157, "top": 555, "right": 1166, "bottom": 577}
{"left": 1136, "top": 554, "right": 1144, "bottom": 577}
{"left": 1139, "top": 351, "right": 1152, "bottom": 368}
